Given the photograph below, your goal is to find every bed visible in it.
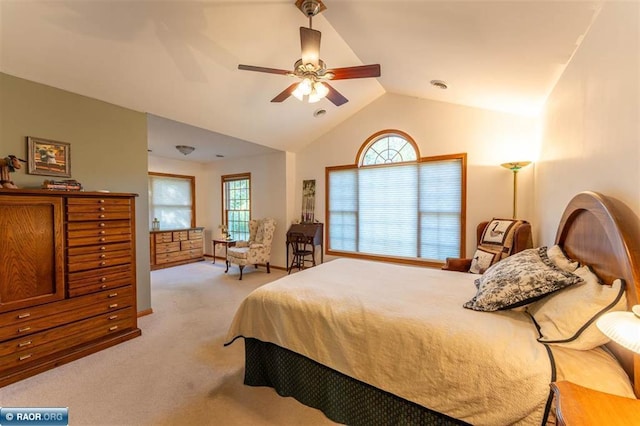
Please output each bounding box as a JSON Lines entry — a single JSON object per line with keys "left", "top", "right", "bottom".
{"left": 225, "top": 191, "right": 640, "bottom": 425}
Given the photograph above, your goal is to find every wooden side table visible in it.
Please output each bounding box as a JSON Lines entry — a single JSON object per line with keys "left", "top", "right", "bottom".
{"left": 212, "top": 239, "right": 235, "bottom": 264}
{"left": 550, "top": 381, "right": 640, "bottom": 425}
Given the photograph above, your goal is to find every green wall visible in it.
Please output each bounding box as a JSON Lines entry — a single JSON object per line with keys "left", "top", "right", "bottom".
{"left": 0, "top": 72, "right": 151, "bottom": 312}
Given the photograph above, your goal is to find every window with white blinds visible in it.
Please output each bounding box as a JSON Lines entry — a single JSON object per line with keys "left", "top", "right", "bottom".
{"left": 148, "top": 173, "right": 195, "bottom": 230}
{"left": 222, "top": 173, "right": 251, "bottom": 242}
{"left": 327, "top": 133, "right": 465, "bottom": 264}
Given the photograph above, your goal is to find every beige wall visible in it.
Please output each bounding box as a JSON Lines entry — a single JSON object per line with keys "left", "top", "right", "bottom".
{"left": 535, "top": 2, "right": 640, "bottom": 246}
{"left": 295, "top": 93, "right": 539, "bottom": 258}
{"left": 0, "top": 73, "right": 152, "bottom": 312}
{"left": 201, "top": 151, "right": 290, "bottom": 269}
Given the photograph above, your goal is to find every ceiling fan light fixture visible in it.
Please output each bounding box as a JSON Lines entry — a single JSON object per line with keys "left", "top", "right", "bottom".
{"left": 176, "top": 145, "right": 195, "bottom": 156}
{"left": 308, "top": 82, "right": 328, "bottom": 103}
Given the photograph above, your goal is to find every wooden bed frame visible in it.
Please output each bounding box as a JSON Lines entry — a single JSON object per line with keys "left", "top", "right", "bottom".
{"left": 555, "top": 191, "right": 640, "bottom": 397}
{"left": 239, "top": 191, "right": 640, "bottom": 424}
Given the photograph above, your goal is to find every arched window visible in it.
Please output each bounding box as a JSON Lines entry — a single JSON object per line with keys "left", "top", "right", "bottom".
{"left": 327, "top": 130, "right": 466, "bottom": 266}
{"left": 360, "top": 132, "right": 418, "bottom": 166}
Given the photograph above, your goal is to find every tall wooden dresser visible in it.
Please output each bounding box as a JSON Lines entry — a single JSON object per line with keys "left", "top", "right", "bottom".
{"left": 0, "top": 189, "right": 141, "bottom": 387}
{"left": 149, "top": 227, "right": 204, "bottom": 270}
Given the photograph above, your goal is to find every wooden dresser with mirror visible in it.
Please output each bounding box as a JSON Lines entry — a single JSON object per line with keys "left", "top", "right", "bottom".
{"left": 0, "top": 189, "right": 141, "bottom": 387}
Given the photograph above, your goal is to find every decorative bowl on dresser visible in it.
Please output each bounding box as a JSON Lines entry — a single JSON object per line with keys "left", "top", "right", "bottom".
{"left": 0, "top": 189, "right": 141, "bottom": 387}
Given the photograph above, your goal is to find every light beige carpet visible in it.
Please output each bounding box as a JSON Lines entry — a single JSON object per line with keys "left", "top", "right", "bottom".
{"left": 0, "top": 262, "right": 337, "bottom": 425}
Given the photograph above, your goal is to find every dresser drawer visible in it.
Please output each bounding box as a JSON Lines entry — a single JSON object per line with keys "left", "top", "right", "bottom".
{"left": 67, "top": 211, "right": 132, "bottom": 221}
{"left": 173, "top": 231, "right": 189, "bottom": 241}
{"left": 155, "top": 232, "right": 173, "bottom": 243}
{"left": 68, "top": 264, "right": 131, "bottom": 294}
{"left": 0, "top": 286, "right": 134, "bottom": 342}
{"left": 67, "top": 219, "right": 131, "bottom": 231}
{"left": 186, "top": 249, "right": 203, "bottom": 259}
{"left": 68, "top": 241, "right": 132, "bottom": 256}
{"left": 155, "top": 251, "right": 191, "bottom": 264}
{"left": 66, "top": 233, "right": 132, "bottom": 247}
{"left": 67, "top": 254, "right": 131, "bottom": 273}
{"left": 68, "top": 248, "right": 131, "bottom": 264}
{"left": 188, "top": 229, "right": 203, "bottom": 240}
{"left": 156, "top": 242, "right": 180, "bottom": 253}
{"left": 67, "top": 226, "right": 131, "bottom": 240}
{"left": 0, "top": 307, "right": 135, "bottom": 372}
{"left": 67, "top": 198, "right": 131, "bottom": 207}
{"left": 180, "top": 239, "right": 203, "bottom": 250}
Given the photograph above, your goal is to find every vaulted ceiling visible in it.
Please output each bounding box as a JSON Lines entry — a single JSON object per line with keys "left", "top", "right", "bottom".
{"left": 1, "top": 1, "right": 601, "bottom": 161}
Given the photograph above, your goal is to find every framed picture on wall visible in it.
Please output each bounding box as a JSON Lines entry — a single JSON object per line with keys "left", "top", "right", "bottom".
{"left": 27, "top": 136, "right": 71, "bottom": 177}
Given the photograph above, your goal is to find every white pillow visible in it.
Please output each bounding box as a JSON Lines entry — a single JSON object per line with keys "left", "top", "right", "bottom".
{"left": 528, "top": 265, "right": 627, "bottom": 350}
{"left": 547, "top": 245, "right": 579, "bottom": 272}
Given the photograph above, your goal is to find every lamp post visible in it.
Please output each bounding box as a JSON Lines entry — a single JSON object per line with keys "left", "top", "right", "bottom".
{"left": 501, "top": 161, "right": 531, "bottom": 219}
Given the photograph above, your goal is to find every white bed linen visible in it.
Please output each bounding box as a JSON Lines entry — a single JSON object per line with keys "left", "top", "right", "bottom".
{"left": 226, "top": 258, "right": 557, "bottom": 425}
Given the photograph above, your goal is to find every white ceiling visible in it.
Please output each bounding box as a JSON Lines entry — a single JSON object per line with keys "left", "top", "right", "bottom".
{"left": 0, "top": 0, "right": 601, "bottom": 162}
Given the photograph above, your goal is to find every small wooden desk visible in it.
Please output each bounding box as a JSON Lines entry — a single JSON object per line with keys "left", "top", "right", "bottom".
{"left": 212, "top": 239, "right": 235, "bottom": 264}
{"left": 550, "top": 381, "right": 640, "bottom": 425}
{"left": 286, "top": 223, "right": 323, "bottom": 271}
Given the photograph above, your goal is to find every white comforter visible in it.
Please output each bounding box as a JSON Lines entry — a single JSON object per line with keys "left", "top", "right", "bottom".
{"left": 225, "top": 258, "right": 554, "bottom": 425}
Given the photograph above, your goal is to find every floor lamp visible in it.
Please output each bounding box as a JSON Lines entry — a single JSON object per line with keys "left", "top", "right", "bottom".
{"left": 501, "top": 161, "right": 531, "bottom": 219}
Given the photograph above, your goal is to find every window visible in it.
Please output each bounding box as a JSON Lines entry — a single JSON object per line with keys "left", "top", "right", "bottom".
{"left": 148, "top": 172, "right": 195, "bottom": 230}
{"left": 327, "top": 130, "right": 466, "bottom": 266}
{"left": 222, "top": 173, "right": 251, "bottom": 241}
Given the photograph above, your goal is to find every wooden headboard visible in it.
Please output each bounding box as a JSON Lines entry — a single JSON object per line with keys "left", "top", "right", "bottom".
{"left": 555, "top": 191, "right": 640, "bottom": 397}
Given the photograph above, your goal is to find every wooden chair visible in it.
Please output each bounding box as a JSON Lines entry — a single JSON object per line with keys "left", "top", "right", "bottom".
{"left": 287, "top": 232, "right": 315, "bottom": 274}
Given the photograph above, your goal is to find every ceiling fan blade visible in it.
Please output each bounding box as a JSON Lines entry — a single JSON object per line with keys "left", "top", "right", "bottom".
{"left": 324, "top": 83, "right": 348, "bottom": 106}
{"left": 300, "top": 27, "right": 321, "bottom": 67}
{"left": 271, "top": 82, "right": 300, "bottom": 103}
{"left": 328, "top": 64, "right": 381, "bottom": 80}
{"left": 238, "top": 64, "right": 290, "bottom": 75}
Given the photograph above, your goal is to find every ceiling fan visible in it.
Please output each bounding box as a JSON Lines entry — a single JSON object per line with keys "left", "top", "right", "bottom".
{"left": 238, "top": 0, "right": 381, "bottom": 107}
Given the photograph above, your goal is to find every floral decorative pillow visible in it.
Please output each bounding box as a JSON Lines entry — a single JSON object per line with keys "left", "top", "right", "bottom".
{"left": 528, "top": 265, "right": 627, "bottom": 350}
{"left": 463, "top": 247, "right": 584, "bottom": 312}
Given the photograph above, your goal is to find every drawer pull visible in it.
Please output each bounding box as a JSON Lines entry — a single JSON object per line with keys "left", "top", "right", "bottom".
{"left": 99, "top": 199, "right": 105, "bottom": 203}
{"left": 101, "top": 277, "right": 107, "bottom": 282}
{"left": 101, "top": 284, "right": 108, "bottom": 289}
{"left": 100, "top": 261, "right": 107, "bottom": 266}
{"left": 19, "top": 354, "right": 32, "bottom": 361}
{"left": 100, "top": 238, "right": 106, "bottom": 242}
{"left": 109, "top": 303, "right": 118, "bottom": 308}
{"left": 17, "top": 313, "right": 31, "bottom": 319}
{"left": 18, "top": 340, "right": 32, "bottom": 348}
{"left": 109, "top": 325, "right": 119, "bottom": 331}
{"left": 99, "top": 214, "right": 105, "bottom": 218}
{"left": 100, "top": 254, "right": 106, "bottom": 258}
{"left": 99, "top": 207, "right": 105, "bottom": 211}
{"left": 109, "top": 315, "right": 119, "bottom": 320}
{"left": 100, "top": 222, "right": 106, "bottom": 227}
{"left": 108, "top": 293, "right": 118, "bottom": 298}
{"left": 100, "top": 230, "right": 106, "bottom": 235}
{"left": 18, "top": 326, "right": 31, "bottom": 333}
{"left": 100, "top": 246, "right": 106, "bottom": 250}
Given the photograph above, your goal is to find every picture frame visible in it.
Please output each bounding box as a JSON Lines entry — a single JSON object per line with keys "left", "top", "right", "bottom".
{"left": 27, "top": 136, "right": 71, "bottom": 177}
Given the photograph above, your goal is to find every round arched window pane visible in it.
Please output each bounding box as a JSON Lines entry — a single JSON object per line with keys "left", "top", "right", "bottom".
{"left": 361, "top": 135, "right": 417, "bottom": 166}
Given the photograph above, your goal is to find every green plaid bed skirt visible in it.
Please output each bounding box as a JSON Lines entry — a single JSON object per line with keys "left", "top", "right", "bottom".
{"left": 243, "top": 338, "right": 469, "bottom": 426}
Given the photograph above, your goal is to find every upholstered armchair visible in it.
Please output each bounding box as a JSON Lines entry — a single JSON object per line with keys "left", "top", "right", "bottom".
{"left": 442, "top": 219, "right": 532, "bottom": 273}
{"left": 225, "top": 218, "right": 276, "bottom": 280}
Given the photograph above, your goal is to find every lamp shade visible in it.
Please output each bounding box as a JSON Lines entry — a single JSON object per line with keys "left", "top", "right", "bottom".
{"left": 596, "top": 306, "right": 640, "bottom": 354}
